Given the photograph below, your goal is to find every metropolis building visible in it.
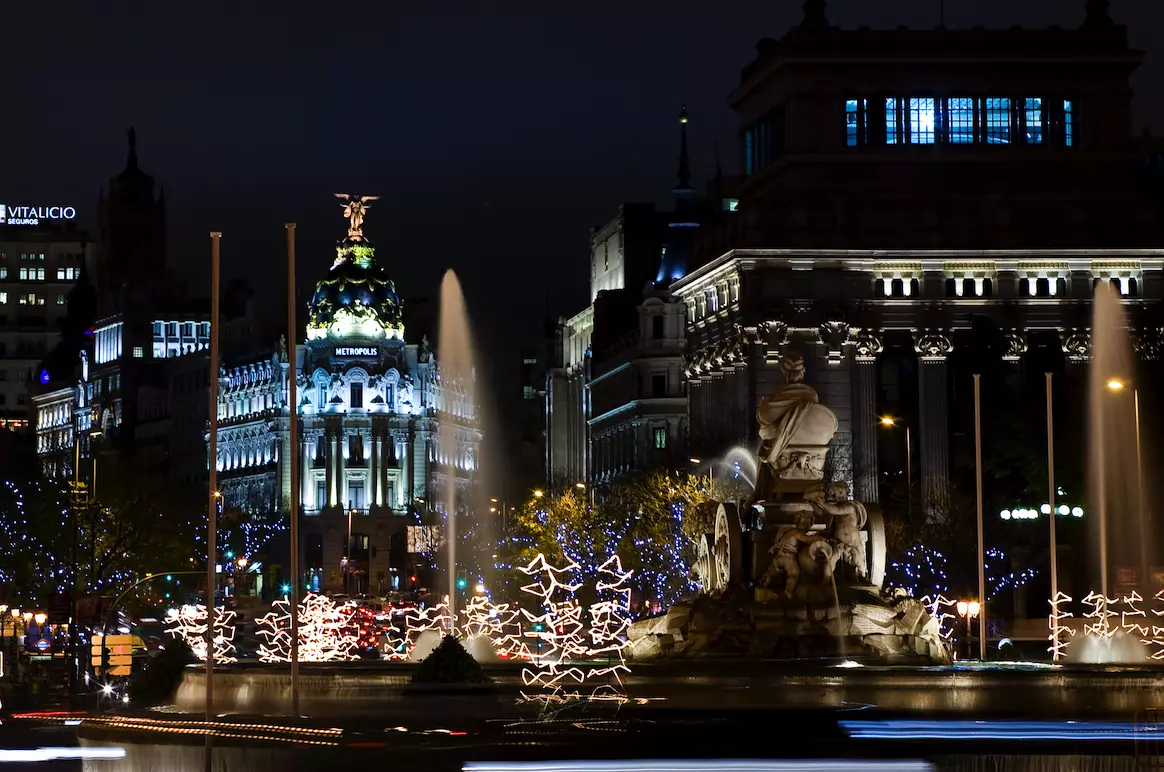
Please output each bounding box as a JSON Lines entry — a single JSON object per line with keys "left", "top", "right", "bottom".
{"left": 214, "top": 207, "right": 479, "bottom": 594}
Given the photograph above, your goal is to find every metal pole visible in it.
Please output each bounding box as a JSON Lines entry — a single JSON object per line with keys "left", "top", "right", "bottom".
{"left": 285, "top": 223, "right": 300, "bottom": 716}
{"left": 346, "top": 504, "right": 353, "bottom": 596}
{"left": 973, "top": 374, "right": 986, "bottom": 660}
{"left": 207, "top": 232, "right": 221, "bottom": 720}
{"left": 1136, "top": 389, "right": 1147, "bottom": 591}
{"left": 905, "top": 426, "right": 912, "bottom": 524}
{"left": 1045, "top": 373, "right": 1059, "bottom": 662}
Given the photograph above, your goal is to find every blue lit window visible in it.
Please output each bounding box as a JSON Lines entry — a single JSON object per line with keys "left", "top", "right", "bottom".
{"left": 744, "top": 129, "right": 754, "bottom": 175}
{"left": 845, "top": 98, "right": 867, "bottom": 147}
{"left": 886, "top": 97, "right": 899, "bottom": 145}
{"left": 1064, "top": 100, "right": 1074, "bottom": 147}
{"left": 909, "top": 98, "right": 936, "bottom": 144}
{"left": 1025, "top": 98, "right": 1043, "bottom": 144}
{"left": 947, "top": 98, "right": 975, "bottom": 144}
{"left": 985, "top": 98, "right": 1011, "bottom": 144}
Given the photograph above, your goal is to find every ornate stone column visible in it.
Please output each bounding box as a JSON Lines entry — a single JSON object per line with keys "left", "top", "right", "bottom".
{"left": 326, "top": 429, "right": 335, "bottom": 508}
{"left": 915, "top": 331, "right": 953, "bottom": 520}
{"left": 336, "top": 427, "right": 347, "bottom": 508}
{"left": 852, "top": 330, "right": 883, "bottom": 503}
{"left": 1002, "top": 330, "right": 1028, "bottom": 363}
{"left": 370, "top": 431, "right": 380, "bottom": 508}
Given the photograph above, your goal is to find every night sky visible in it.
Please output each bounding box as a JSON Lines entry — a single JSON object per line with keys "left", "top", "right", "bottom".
{"left": 3, "top": 0, "right": 1161, "bottom": 387}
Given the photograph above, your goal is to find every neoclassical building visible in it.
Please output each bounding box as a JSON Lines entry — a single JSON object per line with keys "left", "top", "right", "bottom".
{"left": 215, "top": 205, "right": 479, "bottom": 594}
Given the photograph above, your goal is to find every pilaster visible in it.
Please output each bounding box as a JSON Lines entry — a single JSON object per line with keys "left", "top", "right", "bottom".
{"left": 852, "top": 330, "right": 883, "bottom": 503}
{"left": 915, "top": 330, "right": 953, "bottom": 520}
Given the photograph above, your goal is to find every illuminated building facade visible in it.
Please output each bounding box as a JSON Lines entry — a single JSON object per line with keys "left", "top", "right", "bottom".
{"left": 546, "top": 110, "right": 706, "bottom": 489}
{"left": 680, "top": 1, "right": 1164, "bottom": 519}
{"left": 214, "top": 214, "right": 479, "bottom": 594}
{"left": 0, "top": 226, "right": 94, "bottom": 430}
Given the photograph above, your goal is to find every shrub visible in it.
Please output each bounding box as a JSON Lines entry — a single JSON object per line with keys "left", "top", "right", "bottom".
{"left": 410, "top": 635, "right": 492, "bottom": 684}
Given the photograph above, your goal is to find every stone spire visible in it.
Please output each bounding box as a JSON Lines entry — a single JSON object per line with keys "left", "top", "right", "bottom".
{"left": 126, "top": 126, "right": 138, "bottom": 171}
{"left": 802, "top": 0, "right": 828, "bottom": 30}
{"left": 675, "top": 105, "right": 693, "bottom": 194}
{"left": 1084, "top": 0, "right": 1113, "bottom": 28}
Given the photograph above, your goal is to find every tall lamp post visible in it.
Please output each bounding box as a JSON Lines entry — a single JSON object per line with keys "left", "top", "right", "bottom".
{"left": 879, "top": 417, "right": 912, "bottom": 524}
{"left": 1106, "top": 378, "right": 1147, "bottom": 590}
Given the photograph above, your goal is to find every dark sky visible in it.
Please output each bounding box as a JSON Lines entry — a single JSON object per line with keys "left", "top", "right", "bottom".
{"left": 3, "top": 0, "right": 1161, "bottom": 381}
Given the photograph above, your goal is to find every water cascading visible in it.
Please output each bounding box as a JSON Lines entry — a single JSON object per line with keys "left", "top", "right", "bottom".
{"left": 1081, "top": 283, "right": 1152, "bottom": 662}
{"left": 437, "top": 270, "right": 475, "bottom": 623}
{"left": 716, "top": 445, "right": 758, "bottom": 489}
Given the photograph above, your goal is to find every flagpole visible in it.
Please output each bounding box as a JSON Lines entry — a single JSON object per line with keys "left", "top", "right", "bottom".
{"left": 286, "top": 223, "right": 300, "bottom": 716}
{"left": 1045, "top": 372, "right": 1059, "bottom": 662}
{"left": 973, "top": 373, "right": 986, "bottom": 660}
{"left": 207, "top": 231, "right": 222, "bottom": 720}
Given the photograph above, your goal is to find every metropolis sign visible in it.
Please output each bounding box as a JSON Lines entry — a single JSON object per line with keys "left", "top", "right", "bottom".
{"left": 335, "top": 346, "right": 377, "bottom": 357}
{"left": 0, "top": 204, "right": 78, "bottom": 226}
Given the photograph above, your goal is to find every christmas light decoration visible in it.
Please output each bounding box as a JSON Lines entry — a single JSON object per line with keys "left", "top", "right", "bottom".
{"left": 919, "top": 594, "right": 957, "bottom": 640}
{"left": 1119, "top": 591, "right": 1149, "bottom": 637}
{"left": 886, "top": 546, "right": 949, "bottom": 599}
{"left": 1143, "top": 590, "right": 1164, "bottom": 660}
{"left": 586, "top": 555, "right": 634, "bottom": 684}
{"left": 1081, "top": 591, "right": 1117, "bottom": 640}
{"left": 1047, "top": 591, "right": 1075, "bottom": 660}
{"left": 164, "top": 604, "right": 237, "bottom": 664}
{"left": 518, "top": 553, "right": 589, "bottom": 687}
{"left": 459, "top": 595, "right": 520, "bottom": 653}
{"left": 256, "top": 593, "right": 358, "bottom": 662}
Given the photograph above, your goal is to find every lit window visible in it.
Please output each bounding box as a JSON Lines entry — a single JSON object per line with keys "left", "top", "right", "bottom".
{"left": 653, "top": 427, "right": 667, "bottom": 450}
{"left": 0, "top": 267, "right": 6, "bottom": 279}
{"left": 350, "top": 382, "right": 363, "bottom": 408}
{"left": 985, "top": 98, "right": 1011, "bottom": 144}
{"left": 886, "top": 97, "right": 899, "bottom": 144}
{"left": 132, "top": 346, "right": 144, "bottom": 358}
{"left": 947, "top": 98, "right": 975, "bottom": 144}
{"left": 36, "top": 268, "right": 44, "bottom": 281}
{"left": 845, "top": 99, "right": 868, "bottom": 147}
{"left": 522, "top": 358, "right": 537, "bottom": 365}
{"left": 522, "top": 385, "right": 536, "bottom": 400}
{"left": 19, "top": 267, "right": 27, "bottom": 281}
{"left": 57, "top": 268, "right": 65, "bottom": 280}
{"left": 0, "top": 292, "right": 5, "bottom": 304}
{"left": 1064, "top": 100, "right": 1074, "bottom": 146}
{"left": 1025, "top": 98, "right": 1043, "bottom": 144}
{"left": 909, "top": 98, "right": 935, "bottom": 144}
{"left": 56, "top": 294, "right": 65, "bottom": 305}
{"left": 724, "top": 198, "right": 740, "bottom": 212}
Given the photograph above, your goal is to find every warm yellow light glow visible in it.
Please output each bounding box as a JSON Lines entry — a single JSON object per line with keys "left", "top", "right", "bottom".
{"left": 689, "top": 457, "right": 702, "bottom": 464}
{"left": 575, "top": 482, "right": 586, "bottom": 489}
{"left": 474, "top": 583, "right": 486, "bottom": 594}
{"left": 34, "top": 612, "right": 47, "bottom": 626}
{"left": 956, "top": 601, "right": 968, "bottom": 617}
{"left": 1106, "top": 379, "right": 1126, "bottom": 391}
{"left": 237, "top": 557, "right": 248, "bottom": 568}
{"left": 23, "top": 612, "right": 32, "bottom": 622}
{"left": 533, "top": 490, "right": 544, "bottom": 499}
{"left": 968, "top": 601, "right": 981, "bottom": 617}
{"left": 489, "top": 507, "right": 497, "bottom": 513}
{"left": 880, "top": 416, "right": 897, "bottom": 427}
{"left": 10, "top": 608, "right": 19, "bottom": 619}
{"left": 213, "top": 490, "right": 223, "bottom": 499}
{"left": 489, "top": 497, "right": 498, "bottom": 503}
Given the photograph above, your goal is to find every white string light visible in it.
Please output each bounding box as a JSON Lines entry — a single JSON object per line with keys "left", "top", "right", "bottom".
{"left": 1081, "top": 591, "right": 1117, "bottom": 640}
{"left": 256, "top": 593, "right": 358, "bottom": 662}
{"left": 164, "top": 604, "right": 237, "bottom": 664}
{"left": 1047, "top": 591, "right": 1075, "bottom": 659}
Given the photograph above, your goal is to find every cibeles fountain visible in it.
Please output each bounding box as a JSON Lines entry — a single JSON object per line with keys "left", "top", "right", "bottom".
{"left": 629, "top": 351, "right": 951, "bottom": 664}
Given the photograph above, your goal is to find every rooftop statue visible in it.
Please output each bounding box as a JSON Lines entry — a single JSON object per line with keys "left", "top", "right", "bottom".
{"left": 334, "top": 193, "right": 380, "bottom": 242}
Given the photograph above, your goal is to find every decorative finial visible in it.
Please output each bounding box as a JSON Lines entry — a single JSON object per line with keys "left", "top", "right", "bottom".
{"left": 675, "top": 105, "right": 692, "bottom": 192}
{"left": 333, "top": 193, "right": 380, "bottom": 242}
{"left": 126, "top": 126, "right": 138, "bottom": 171}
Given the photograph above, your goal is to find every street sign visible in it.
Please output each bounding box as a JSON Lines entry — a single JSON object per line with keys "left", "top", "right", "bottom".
{"left": 47, "top": 593, "right": 71, "bottom": 624}
{"left": 91, "top": 634, "right": 141, "bottom": 677}
{"left": 34, "top": 638, "right": 51, "bottom": 652}
{"left": 1118, "top": 567, "right": 1138, "bottom": 585}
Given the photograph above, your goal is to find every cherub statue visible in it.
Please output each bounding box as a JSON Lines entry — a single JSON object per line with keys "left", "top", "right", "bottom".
{"left": 805, "top": 482, "right": 868, "bottom": 579}
{"left": 759, "top": 512, "right": 821, "bottom": 599}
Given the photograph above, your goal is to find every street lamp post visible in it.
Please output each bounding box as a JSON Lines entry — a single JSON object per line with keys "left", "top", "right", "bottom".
{"left": 879, "top": 417, "right": 912, "bottom": 523}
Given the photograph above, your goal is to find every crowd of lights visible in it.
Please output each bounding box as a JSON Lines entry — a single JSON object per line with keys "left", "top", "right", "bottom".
{"left": 163, "top": 604, "right": 238, "bottom": 663}
{"left": 256, "top": 593, "right": 358, "bottom": 662}
{"left": 1000, "top": 504, "right": 1084, "bottom": 520}
{"left": 886, "top": 546, "right": 949, "bottom": 599}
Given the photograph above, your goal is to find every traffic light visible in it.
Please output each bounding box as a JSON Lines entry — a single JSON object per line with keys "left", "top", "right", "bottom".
{"left": 456, "top": 569, "right": 468, "bottom": 591}
{"left": 165, "top": 575, "right": 173, "bottom": 582}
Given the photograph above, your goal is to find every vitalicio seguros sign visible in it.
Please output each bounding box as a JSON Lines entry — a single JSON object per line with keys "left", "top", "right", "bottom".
{"left": 0, "top": 205, "right": 78, "bottom": 226}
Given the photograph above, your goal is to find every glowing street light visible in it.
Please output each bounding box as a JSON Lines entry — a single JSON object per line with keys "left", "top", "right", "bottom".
{"left": 575, "top": 482, "right": 586, "bottom": 489}
{"left": 34, "top": 612, "right": 47, "bottom": 626}
{"left": 533, "top": 490, "right": 544, "bottom": 499}
{"left": 474, "top": 583, "right": 486, "bottom": 594}
{"left": 689, "top": 457, "right": 702, "bottom": 464}
{"left": 1106, "top": 378, "right": 1126, "bottom": 391}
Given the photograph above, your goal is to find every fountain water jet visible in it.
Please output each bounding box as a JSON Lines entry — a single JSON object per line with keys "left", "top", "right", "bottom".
{"left": 715, "top": 445, "right": 758, "bottom": 489}
{"left": 1088, "top": 285, "right": 1148, "bottom": 602}
{"left": 438, "top": 270, "right": 476, "bottom": 623}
